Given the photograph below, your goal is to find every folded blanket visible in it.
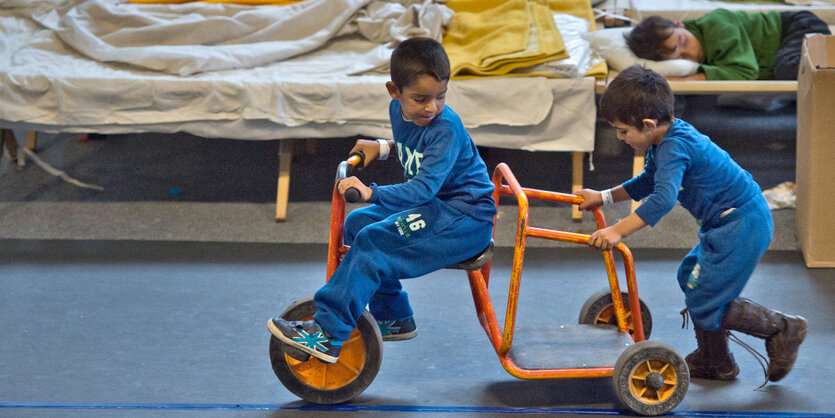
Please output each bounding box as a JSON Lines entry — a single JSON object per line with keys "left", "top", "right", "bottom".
{"left": 444, "top": 0, "right": 607, "bottom": 79}
{"left": 443, "top": 0, "right": 568, "bottom": 77}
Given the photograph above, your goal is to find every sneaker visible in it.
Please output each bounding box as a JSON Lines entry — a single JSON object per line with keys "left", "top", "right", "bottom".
{"left": 376, "top": 316, "right": 417, "bottom": 341}
{"left": 267, "top": 318, "right": 342, "bottom": 363}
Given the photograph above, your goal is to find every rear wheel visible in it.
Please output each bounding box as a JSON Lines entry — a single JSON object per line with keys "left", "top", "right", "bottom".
{"left": 613, "top": 340, "right": 689, "bottom": 416}
{"left": 269, "top": 296, "right": 383, "bottom": 404}
{"left": 578, "top": 288, "right": 652, "bottom": 338}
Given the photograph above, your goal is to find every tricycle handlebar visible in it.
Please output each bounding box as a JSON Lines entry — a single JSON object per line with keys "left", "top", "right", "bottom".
{"left": 336, "top": 151, "right": 365, "bottom": 203}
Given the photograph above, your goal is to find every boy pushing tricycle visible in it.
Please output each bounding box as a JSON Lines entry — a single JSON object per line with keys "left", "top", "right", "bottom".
{"left": 577, "top": 65, "right": 807, "bottom": 385}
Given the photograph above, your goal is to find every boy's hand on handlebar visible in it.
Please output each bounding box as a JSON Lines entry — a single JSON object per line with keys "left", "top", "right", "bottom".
{"left": 574, "top": 189, "right": 602, "bottom": 210}
{"left": 587, "top": 227, "right": 622, "bottom": 251}
{"left": 350, "top": 140, "right": 383, "bottom": 168}
{"left": 338, "top": 176, "right": 373, "bottom": 201}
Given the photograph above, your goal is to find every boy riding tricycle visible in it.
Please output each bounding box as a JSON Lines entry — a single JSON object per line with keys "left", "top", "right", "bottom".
{"left": 267, "top": 151, "right": 689, "bottom": 416}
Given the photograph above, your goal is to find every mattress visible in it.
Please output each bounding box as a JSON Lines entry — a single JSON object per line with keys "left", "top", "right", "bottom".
{"left": 0, "top": 0, "right": 597, "bottom": 152}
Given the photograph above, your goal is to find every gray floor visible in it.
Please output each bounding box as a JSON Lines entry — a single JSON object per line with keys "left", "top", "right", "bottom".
{"left": 2, "top": 96, "right": 834, "bottom": 417}
{"left": 1, "top": 242, "right": 833, "bottom": 417}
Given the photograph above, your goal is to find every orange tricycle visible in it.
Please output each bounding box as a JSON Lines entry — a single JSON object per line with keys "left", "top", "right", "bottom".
{"left": 268, "top": 154, "right": 689, "bottom": 416}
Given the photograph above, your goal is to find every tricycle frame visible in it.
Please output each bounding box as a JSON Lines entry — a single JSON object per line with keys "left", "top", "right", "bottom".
{"left": 469, "top": 162, "right": 644, "bottom": 380}
{"left": 326, "top": 158, "right": 645, "bottom": 381}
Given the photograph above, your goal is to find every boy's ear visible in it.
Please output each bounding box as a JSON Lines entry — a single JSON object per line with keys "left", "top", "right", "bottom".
{"left": 385, "top": 81, "right": 400, "bottom": 99}
{"left": 674, "top": 21, "right": 684, "bottom": 28}
{"left": 641, "top": 118, "right": 659, "bottom": 132}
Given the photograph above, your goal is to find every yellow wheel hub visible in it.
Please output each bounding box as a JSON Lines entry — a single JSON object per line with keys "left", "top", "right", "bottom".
{"left": 628, "top": 359, "right": 678, "bottom": 404}
{"left": 596, "top": 305, "right": 636, "bottom": 334}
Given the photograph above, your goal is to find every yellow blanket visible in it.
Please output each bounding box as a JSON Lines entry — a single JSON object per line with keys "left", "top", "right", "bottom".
{"left": 445, "top": 0, "right": 606, "bottom": 78}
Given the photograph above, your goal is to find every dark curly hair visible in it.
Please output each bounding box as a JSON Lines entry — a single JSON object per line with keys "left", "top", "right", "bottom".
{"left": 599, "top": 65, "right": 674, "bottom": 129}
{"left": 390, "top": 37, "right": 451, "bottom": 91}
{"left": 625, "top": 16, "right": 679, "bottom": 61}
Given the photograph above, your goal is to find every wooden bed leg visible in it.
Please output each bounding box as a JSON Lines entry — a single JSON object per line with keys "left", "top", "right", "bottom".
{"left": 25, "top": 131, "right": 37, "bottom": 150}
{"left": 275, "top": 139, "right": 294, "bottom": 222}
{"left": 2, "top": 130, "right": 14, "bottom": 160}
{"left": 2, "top": 129, "right": 20, "bottom": 165}
{"left": 631, "top": 151, "right": 645, "bottom": 213}
{"left": 571, "top": 152, "right": 583, "bottom": 222}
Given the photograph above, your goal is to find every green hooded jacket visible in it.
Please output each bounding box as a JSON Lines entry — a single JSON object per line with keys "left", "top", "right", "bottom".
{"left": 684, "top": 9, "right": 782, "bottom": 80}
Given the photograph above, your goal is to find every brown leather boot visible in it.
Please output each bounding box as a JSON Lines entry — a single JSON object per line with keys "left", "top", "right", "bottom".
{"left": 685, "top": 326, "right": 739, "bottom": 380}
{"left": 721, "top": 298, "right": 808, "bottom": 382}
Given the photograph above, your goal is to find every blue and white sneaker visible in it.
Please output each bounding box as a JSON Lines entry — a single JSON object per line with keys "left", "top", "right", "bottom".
{"left": 268, "top": 318, "right": 342, "bottom": 363}
{"left": 376, "top": 316, "right": 417, "bottom": 341}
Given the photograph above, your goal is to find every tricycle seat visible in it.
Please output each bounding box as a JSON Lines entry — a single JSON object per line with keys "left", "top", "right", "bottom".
{"left": 449, "top": 240, "right": 494, "bottom": 271}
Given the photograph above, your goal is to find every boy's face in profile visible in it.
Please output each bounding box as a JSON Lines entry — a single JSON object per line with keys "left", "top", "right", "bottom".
{"left": 610, "top": 119, "right": 660, "bottom": 152}
{"left": 386, "top": 75, "right": 448, "bottom": 127}
{"left": 660, "top": 23, "right": 703, "bottom": 62}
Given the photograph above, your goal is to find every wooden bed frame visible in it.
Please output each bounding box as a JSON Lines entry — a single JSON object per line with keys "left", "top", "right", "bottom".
{"left": 1, "top": 131, "right": 591, "bottom": 222}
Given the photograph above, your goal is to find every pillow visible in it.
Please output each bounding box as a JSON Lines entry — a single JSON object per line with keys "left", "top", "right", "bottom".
{"left": 582, "top": 27, "right": 699, "bottom": 77}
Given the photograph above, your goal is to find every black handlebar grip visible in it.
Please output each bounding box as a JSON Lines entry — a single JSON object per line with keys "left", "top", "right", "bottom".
{"left": 344, "top": 187, "right": 360, "bottom": 203}
{"left": 338, "top": 150, "right": 366, "bottom": 203}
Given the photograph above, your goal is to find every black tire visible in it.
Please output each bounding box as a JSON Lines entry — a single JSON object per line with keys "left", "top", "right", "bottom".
{"left": 613, "top": 340, "right": 689, "bottom": 416}
{"left": 269, "top": 296, "right": 383, "bottom": 404}
{"left": 578, "top": 288, "right": 653, "bottom": 339}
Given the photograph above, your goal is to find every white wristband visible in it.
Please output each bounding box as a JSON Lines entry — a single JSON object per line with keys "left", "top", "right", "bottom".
{"left": 601, "top": 189, "right": 614, "bottom": 206}
{"left": 377, "top": 138, "right": 390, "bottom": 160}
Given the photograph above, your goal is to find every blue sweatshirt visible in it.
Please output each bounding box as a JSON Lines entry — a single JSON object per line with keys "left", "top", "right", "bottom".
{"left": 367, "top": 100, "right": 497, "bottom": 223}
{"left": 623, "top": 119, "right": 762, "bottom": 227}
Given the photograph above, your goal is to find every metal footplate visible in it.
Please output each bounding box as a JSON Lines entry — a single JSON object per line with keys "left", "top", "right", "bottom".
{"left": 508, "top": 324, "right": 633, "bottom": 370}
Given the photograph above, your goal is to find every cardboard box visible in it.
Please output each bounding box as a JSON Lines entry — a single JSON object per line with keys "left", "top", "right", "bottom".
{"left": 796, "top": 34, "right": 835, "bottom": 268}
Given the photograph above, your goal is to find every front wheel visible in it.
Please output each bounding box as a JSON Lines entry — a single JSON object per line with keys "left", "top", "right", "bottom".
{"left": 269, "top": 296, "right": 383, "bottom": 404}
{"left": 613, "top": 340, "right": 689, "bottom": 416}
{"left": 578, "top": 288, "right": 652, "bottom": 339}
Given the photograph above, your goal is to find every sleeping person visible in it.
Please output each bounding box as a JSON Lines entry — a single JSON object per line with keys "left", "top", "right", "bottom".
{"left": 625, "top": 9, "right": 830, "bottom": 80}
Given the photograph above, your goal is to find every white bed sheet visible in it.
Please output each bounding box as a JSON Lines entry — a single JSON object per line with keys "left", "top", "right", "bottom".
{"left": 0, "top": 0, "right": 596, "bottom": 152}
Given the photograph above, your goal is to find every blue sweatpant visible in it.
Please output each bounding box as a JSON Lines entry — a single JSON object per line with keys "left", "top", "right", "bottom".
{"left": 313, "top": 198, "right": 493, "bottom": 341}
{"left": 676, "top": 195, "right": 774, "bottom": 331}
